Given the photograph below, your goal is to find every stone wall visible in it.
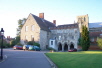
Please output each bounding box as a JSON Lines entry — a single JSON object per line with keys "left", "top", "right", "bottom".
{"left": 50, "top": 28, "right": 80, "bottom": 51}
{"left": 77, "top": 14, "right": 89, "bottom": 33}
{"left": 21, "top": 14, "right": 40, "bottom": 44}
{"left": 39, "top": 30, "right": 48, "bottom": 50}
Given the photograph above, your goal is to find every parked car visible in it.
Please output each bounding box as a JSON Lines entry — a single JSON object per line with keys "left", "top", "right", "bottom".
{"left": 28, "top": 46, "right": 41, "bottom": 51}
{"left": 68, "top": 48, "right": 77, "bottom": 52}
{"left": 33, "top": 46, "right": 41, "bottom": 51}
{"left": 13, "top": 45, "right": 23, "bottom": 50}
{"left": 28, "top": 46, "right": 34, "bottom": 50}
{"left": 23, "top": 45, "right": 31, "bottom": 50}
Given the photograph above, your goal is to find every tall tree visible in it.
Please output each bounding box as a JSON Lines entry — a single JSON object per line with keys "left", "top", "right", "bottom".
{"left": 17, "top": 18, "right": 26, "bottom": 36}
{"left": 80, "top": 25, "right": 90, "bottom": 51}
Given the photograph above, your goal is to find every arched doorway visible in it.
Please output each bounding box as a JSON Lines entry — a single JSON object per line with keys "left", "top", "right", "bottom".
{"left": 64, "top": 43, "right": 68, "bottom": 51}
{"left": 70, "top": 43, "right": 74, "bottom": 49}
{"left": 58, "top": 43, "right": 62, "bottom": 51}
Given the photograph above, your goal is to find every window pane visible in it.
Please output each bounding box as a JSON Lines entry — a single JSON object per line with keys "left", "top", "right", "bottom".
{"left": 51, "top": 41, "right": 53, "bottom": 45}
{"left": 25, "top": 26, "right": 28, "bottom": 31}
{"left": 32, "top": 25, "right": 34, "bottom": 31}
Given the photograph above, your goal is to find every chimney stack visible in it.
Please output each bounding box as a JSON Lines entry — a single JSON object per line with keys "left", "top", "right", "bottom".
{"left": 39, "top": 13, "right": 44, "bottom": 19}
{"left": 53, "top": 20, "right": 56, "bottom": 25}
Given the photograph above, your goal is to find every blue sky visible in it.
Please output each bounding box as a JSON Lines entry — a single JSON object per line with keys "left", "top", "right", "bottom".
{"left": 0, "top": 0, "right": 102, "bottom": 38}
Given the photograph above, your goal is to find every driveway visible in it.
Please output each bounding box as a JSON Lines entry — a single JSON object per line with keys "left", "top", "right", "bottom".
{"left": 0, "top": 48, "right": 51, "bottom": 68}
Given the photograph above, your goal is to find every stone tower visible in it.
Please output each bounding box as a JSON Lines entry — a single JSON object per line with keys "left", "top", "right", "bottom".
{"left": 77, "top": 14, "right": 89, "bottom": 33}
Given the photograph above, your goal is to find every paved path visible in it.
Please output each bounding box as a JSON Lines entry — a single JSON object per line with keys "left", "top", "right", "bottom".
{"left": 0, "top": 48, "right": 51, "bottom": 68}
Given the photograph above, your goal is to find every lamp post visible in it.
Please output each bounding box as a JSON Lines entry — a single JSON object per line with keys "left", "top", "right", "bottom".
{"left": 0, "top": 28, "right": 4, "bottom": 60}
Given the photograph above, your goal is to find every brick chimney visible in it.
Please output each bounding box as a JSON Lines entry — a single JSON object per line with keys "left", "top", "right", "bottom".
{"left": 53, "top": 20, "right": 56, "bottom": 25}
{"left": 39, "top": 13, "right": 44, "bottom": 19}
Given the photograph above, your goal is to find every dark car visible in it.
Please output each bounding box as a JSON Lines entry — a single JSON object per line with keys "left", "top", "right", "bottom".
{"left": 28, "top": 46, "right": 41, "bottom": 51}
{"left": 68, "top": 48, "right": 77, "bottom": 52}
{"left": 13, "top": 45, "right": 23, "bottom": 50}
{"left": 23, "top": 45, "right": 31, "bottom": 50}
{"left": 33, "top": 46, "right": 41, "bottom": 51}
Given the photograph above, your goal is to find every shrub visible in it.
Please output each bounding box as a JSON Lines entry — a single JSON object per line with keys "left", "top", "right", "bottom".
{"left": 27, "top": 41, "right": 34, "bottom": 45}
{"left": 10, "top": 40, "right": 16, "bottom": 47}
{"left": 47, "top": 47, "right": 56, "bottom": 51}
{"left": 34, "top": 42, "right": 40, "bottom": 47}
{"left": 97, "top": 37, "right": 102, "bottom": 49}
{"left": 16, "top": 43, "right": 23, "bottom": 46}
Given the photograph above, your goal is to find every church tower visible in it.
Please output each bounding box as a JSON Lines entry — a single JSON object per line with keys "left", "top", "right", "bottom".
{"left": 77, "top": 14, "right": 89, "bottom": 33}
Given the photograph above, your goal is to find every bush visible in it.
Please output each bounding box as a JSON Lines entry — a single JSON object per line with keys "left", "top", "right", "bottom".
{"left": 0, "top": 39, "right": 11, "bottom": 48}
{"left": 97, "top": 37, "right": 102, "bottom": 49}
{"left": 47, "top": 47, "right": 56, "bottom": 51}
{"left": 34, "top": 42, "right": 40, "bottom": 47}
{"left": 16, "top": 43, "right": 23, "bottom": 46}
{"left": 27, "top": 41, "right": 34, "bottom": 45}
{"left": 10, "top": 40, "right": 16, "bottom": 47}
{"left": 27, "top": 41, "right": 40, "bottom": 47}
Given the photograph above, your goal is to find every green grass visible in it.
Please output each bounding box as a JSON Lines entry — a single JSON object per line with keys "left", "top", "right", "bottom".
{"left": 45, "top": 51, "right": 102, "bottom": 68}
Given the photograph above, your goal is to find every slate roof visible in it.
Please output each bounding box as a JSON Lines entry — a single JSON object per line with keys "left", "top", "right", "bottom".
{"left": 89, "top": 22, "right": 102, "bottom": 28}
{"left": 31, "top": 14, "right": 56, "bottom": 31}
{"left": 89, "top": 32, "right": 102, "bottom": 38}
{"left": 50, "top": 23, "right": 78, "bottom": 30}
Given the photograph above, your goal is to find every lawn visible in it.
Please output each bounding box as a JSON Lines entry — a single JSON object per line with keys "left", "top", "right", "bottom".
{"left": 45, "top": 51, "right": 102, "bottom": 68}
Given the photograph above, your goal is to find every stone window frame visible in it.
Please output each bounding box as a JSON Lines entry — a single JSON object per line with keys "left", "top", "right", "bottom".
{"left": 25, "top": 26, "right": 28, "bottom": 31}
{"left": 31, "top": 25, "right": 34, "bottom": 31}
{"left": 51, "top": 41, "right": 53, "bottom": 45}
{"left": 59, "top": 36, "right": 61, "bottom": 40}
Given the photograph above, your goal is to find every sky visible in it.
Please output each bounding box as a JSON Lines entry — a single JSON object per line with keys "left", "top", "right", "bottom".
{"left": 0, "top": 0, "right": 102, "bottom": 38}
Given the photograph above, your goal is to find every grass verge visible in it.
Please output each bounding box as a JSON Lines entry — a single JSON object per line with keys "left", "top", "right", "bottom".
{"left": 45, "top": 51, "right": 102, "bottom": 68}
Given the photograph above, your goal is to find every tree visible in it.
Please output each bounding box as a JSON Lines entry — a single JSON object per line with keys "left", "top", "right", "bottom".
{"left": 10, "top": 40, "right": 16, "bottom": 47}
{"left": 80, "top": 25, "right": 90, "bottom": 51}
{"left": 15, "top": 36, "right": 20, "bottom": 44}
{"left": 97, "top": 37, "right": 102, "bottom": 49}
{"left": 0, "top": 39, "right": 10, "bottom": 48}
{"left": 17, "top": 18, "right": 26, "bottom": 36}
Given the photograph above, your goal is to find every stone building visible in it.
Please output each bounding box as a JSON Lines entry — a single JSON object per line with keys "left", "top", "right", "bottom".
{"left": 77, "top": 14, "right": 102, "bottom": 45}
{"left": 49, "top": 24, "right": 80, "bottom": 51}
{"left": 89, "top": 22, "right": 102, "bottom": 43}
{"left": 20, "top": 13, "right": 56, "bottom": 50}
{"left": 20, "top": 13, "right": 89, "bottom": 51}
{"left": 77, "top": 14, "right": 89, "bottom": 32}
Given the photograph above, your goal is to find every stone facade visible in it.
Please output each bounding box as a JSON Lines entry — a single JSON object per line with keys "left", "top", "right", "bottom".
{"left": 77, "top": 14, "right": 89, "bottom": 33}
{"left": 49, "top": 24, "right": 80, "bottom": 51}
{"left": 20, "top": 13, "right": 55, "bottom": 50}
{"left": 20, "top": 13, "right": 89, "bottom": 51}
{"left": 39, "top": 30, "right": 48, "bottom": 50}
{"left": 21, "top": 14, "right": 40, "bottom": 43}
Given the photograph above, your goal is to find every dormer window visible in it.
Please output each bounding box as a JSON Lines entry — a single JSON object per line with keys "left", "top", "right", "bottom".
{"left": 32, "top": 25, "right": 34, "bottom": 31}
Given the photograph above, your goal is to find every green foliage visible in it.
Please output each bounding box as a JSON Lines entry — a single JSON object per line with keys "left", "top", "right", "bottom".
{"left": 0, "top": 39, "right": 10, "bottom": 48}
{"left": 16, "top": 43, "right": 23, "bottom": 46}
{"left": 97, "top": 37, "right": 102, "bottom": 49}
{"left": 80, "top": 25, "right": 90, "bottom": 51}
{"left": 34, "top": 42, "right": 40, "bottom": 47}
{"left": 47, "top": 47, "right": 56, "bottom": 51}
{"left": 17, "top": 18, "right": 26, "bottom": 36}
{"left": 15, "top": 36, "right": 20, "bottom": 44}
{"left": 27, "top": 41, "right": 40, "bottom": 47}
{"left": 27, "top": 41, "right": 34, "bottom": 45}
{"left": 10, "top": 40, "right": 16, "bottom": 47}
{"left": 78, "top": 38, "right": 81, "bottom": 45}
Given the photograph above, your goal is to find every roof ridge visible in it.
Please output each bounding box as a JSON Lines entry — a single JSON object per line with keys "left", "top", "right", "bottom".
{"left": 31, "top": 13, "right": 55, "bottom": 31}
